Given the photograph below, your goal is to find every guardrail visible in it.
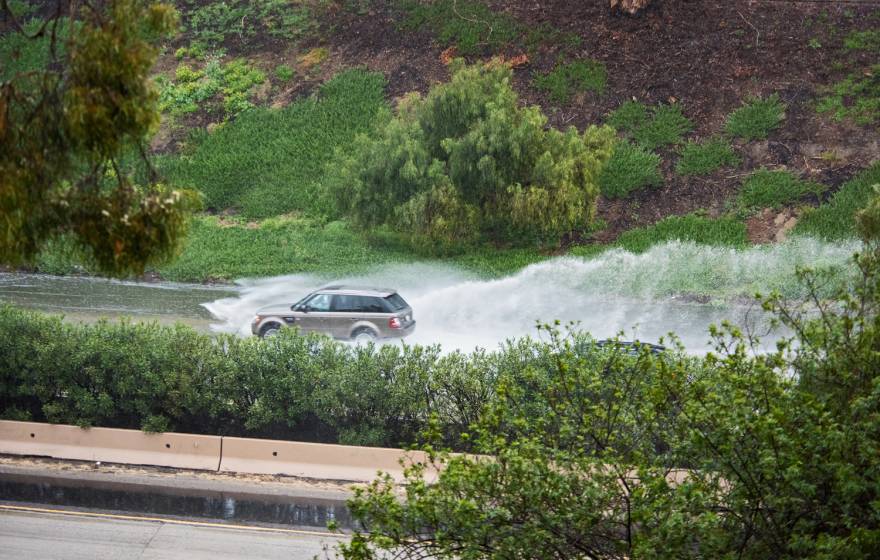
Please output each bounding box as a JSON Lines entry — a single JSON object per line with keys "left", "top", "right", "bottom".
{"left": 0, "top": 420, "right": 428, "bottom": 483}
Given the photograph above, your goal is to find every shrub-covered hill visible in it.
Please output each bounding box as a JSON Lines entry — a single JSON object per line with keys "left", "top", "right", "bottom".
{"left": 3, "top": 0, "right": 879, "bottom": 281}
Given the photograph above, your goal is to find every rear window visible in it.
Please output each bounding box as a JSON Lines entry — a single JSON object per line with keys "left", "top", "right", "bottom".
{"left": 384, "top": 293, "right": 408, "bottom": 311}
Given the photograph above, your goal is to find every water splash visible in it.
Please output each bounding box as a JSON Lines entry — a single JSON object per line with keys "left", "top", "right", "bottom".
{"left": 204, "top": 237, "right": 859, "bottom": 353}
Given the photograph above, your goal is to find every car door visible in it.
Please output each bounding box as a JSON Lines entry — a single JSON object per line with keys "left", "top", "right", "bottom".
{"left": 297, "top": 293, "right": 333, "bottom": 334}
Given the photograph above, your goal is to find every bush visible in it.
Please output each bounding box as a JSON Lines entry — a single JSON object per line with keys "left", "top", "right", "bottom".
{"left": 675, "top": 136, "right": 740, "bottom": 176}
{"left": 606, "top": 101, "right": 692, "bottom": 151}
{"left": 794, "top": 162, "right": 880, "bottom": 240}
{"left": 724, "top": 94, "right": 786, "bottom": 140}
{"left": 328, "top": 61, "right": 616, "bottom": 252}
{"left": 534, "top": 59, "right": 607, "bottom": 104}
{"left": 737, "top": 169, "right": 825, "bottom": 210}
{"left": 598, "top": 141, "right": 663, "bottom": 198}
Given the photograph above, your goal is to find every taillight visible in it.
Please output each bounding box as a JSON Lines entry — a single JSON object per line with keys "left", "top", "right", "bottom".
{"left": 389, "top": 317, "right": 402, "bottom": 329}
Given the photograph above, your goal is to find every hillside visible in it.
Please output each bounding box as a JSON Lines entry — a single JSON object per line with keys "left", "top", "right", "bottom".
{"left": 3, "top": 0, "right": 880, "bottom": 282}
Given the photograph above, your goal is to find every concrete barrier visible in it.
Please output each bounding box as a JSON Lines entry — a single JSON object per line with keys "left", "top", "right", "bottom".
{"left": 0, "top": 420, "right": 222, "bottom": 471}
{"left": 219, "top": 437, "right": 433, "bottom": 483}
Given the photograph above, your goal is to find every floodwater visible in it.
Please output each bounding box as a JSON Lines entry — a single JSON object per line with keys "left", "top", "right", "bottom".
{"left": 0, "top": 238, "right": 860, "bottom": 353}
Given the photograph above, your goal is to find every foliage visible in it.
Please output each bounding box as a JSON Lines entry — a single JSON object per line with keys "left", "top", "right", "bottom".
{"left": 724, "top": 93, "right": 786, "bottom": 140}
{"left": 533, "top": 58, "right": 607, "bottom": 104}
{"left": 794, "top": 162, "right": 880, "bottom": 240}
{"left": 0, "top": 17, "right": 70, "bottom": 81}
{"left": 615, "top": 214, "right": 748, "bottom": 253}
{"left": 179, "top": 0, "right": 321, "bottom": 53}
{"left": 337, "top": 198, "right": 880, "bottom": 560}
{"left": 329, "top": 61, "right": 616, "bottom": 252}
{"left": 675, "top": 136, "right": 740, "bottom": 176}
{"left": 274, "top": 64, "right": 294, "bottom": 82}
{"left": 157, "top": 58, "right": 266, "bottom": 117}
{"left": 607, "top": 102, "right": 692, "bottom": 151}
{"left": 844, "top": 30, "right": 880, "bottom": 51}
{"left": 0, "top": 0, "right": 200, "bottom": 276}
{"left": 816, "top": 65, "right": 880, "bottom": 126}
{"left": 161, "top": 69, "right": 386, "bottom": 218}
{"left": 737, "top": 169, "right": 825, "bottom": 210}
{"left": 399, "top": 0, "right": 521, "bottom": 55}
{"left": 598, "top": 141, "right": 663, "bottom": 198}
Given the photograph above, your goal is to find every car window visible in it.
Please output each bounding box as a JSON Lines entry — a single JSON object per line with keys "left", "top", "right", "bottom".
{"left": 384, "top": 293, "right": 408, "bottom": 311}
{"left": 305, "top": 293, "right": 331, "bottom": 311}
{"left": 357, "top": 296, "right": 386, "bottom": 313}
{"left": 331, "top": 294, "right": 358, "bottom": 312}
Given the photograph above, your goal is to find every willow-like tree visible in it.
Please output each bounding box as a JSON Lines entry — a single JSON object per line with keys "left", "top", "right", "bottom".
{"left": 0, "top": 0, "right": 200, "bottom": 276}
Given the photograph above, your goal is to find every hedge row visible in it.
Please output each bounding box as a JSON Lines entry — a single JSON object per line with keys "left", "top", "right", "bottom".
{"left": 0, "top": 306, "right": 635, "bottom": 448}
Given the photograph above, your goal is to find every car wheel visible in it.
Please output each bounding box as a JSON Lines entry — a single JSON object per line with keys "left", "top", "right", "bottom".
{"left": 352, "top": 328, "right": 377, "bottom": 345}
{"left": 260, "top": 324, "right": 281, "bottom": 338}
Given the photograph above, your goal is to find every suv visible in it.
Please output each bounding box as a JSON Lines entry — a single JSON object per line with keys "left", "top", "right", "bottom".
{"left": 251, "top": 285, "right": 415, "bottom": 342}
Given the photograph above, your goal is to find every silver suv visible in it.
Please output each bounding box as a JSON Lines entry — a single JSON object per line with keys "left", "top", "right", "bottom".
{"left": 251, "top": 285, "right": 415, "bottom": 342}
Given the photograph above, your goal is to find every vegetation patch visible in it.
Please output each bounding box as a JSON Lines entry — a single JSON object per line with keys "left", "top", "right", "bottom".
{"left": 816, "top": 65, "right": 880, "bottom": 126}
{"left": 843, "top": 30, "right": 880, "bottom": 51}
{"left": 794, "top": 162, "right": 880, "bottom": 240}
{"left": 614, "top": 214, "right": 749, "bottom": 253}
{"left": 399, "top": 0, "right": 522, "bottom": 55}
{"left": 737, "top": 169, "right": 825, "bottom": 211}
{"left": 724, "top": 94, "right": 786, "bottom": 140}
{"left": 0, "top": 17, "right": 70, "bottom": 81}
{"left": 160, "top": 69, "right": 387, "bottom": 218}
{"left": 607, "top": 102, "right": 692, "bottom": 151}
{"left": 180, "top": 0, "right": 320, "bottom": 55}
{"left": 675, "top": 137, "right": 740, "bottom": 176}
{"left": 329, "top": 62, "right": 615, "bottom": 253}
{"left": 533, "top": 59, "right": 607, "bottom": 104}
{"left": 598, "top": 141, "right": 663, "bottom": 199}
{"left": 157, "top": 58, "right": 266, "bottom": 117}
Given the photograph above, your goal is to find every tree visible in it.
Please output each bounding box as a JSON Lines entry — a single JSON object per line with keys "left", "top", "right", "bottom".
{"left": 329, "top": 61, "right": 615, "bottom": 253}
{"left": 337, "top": 195, "right": 880, "bottom": 558}
{"left": 0, "top": 0, "right": 200, "bottom": 276}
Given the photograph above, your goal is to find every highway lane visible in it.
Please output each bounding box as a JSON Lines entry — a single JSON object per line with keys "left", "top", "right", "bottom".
{"left": 0, "top": 505, "right": 344, "bottom": 559}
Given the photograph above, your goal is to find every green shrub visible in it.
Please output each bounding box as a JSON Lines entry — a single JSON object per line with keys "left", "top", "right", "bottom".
{"left": 606, "top": 102, "right": 692, "bottom": 151}
{"left": 794, "top": 162, "right": 880, "bottom": 240}
{"left": 182, "top": 0, "right": 319, "bottom": 52}
{"left": 275, "top": 64, "right": 294, "bottom": 82}
{"left": 598, "top": 141, "right": 663, "bottom": 199}
{"left": 157, "top": 58, "right": 265, "bottom": 117}
{"left": 328, "top": 61, "right": 616, "bottom": 252}
{"left": 631, "top": 104, "right": 692, "bottom": 151}
{"left": 817, "top": 65, "right": 880, "bottom": 126}
{"left": 738, "top": 169, "right": 825, "bottom": 210}
{"left": 724, "top": 94, "right": 786, "bottom": 140}
{"left": 844, "top": 30, "right": 880, "bottom": 51}
{"left": 399, "top": 0, "right": 521, "bottom": 55}
{"left": 533, "top": 59, "right": 607, "bottom": 104}
{"left": 161, "top": 69, "right": 387, "bottom": 218}
{"left": 615, "top": 214, "right": 748, "bottom": 253}
{"left": 675, "top": 137, "right": 740, "bottom": 176}
{"left": 606, "top": 101, "right": 649, "bottom": 134}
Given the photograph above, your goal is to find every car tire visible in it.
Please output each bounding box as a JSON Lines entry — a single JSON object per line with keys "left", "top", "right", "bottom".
{"left": 259, "top": 323, "right": 282, "bottom": 338}
{"left": 352, "top": 328, "right": 377, "bottom": 345}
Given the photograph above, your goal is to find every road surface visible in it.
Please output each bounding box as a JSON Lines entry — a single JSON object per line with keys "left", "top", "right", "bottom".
{"left": 0, "top": 505, "right": 344, "bottom": 559}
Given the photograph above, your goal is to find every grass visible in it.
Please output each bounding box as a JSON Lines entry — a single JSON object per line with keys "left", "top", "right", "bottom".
{"left": 676, "top": 137, "right": 741, "bottom": 176}
{"left": 0, "top": 18, "right": 70, "bottom": 81}
{"left": 724, "top": 94, "right": 786, "bottom": 140}
{"left": 598, "top": 141, "right": 663, "bottom": 199}
{"left": 737, "top": 169, "right": 826, "bottom": 211}
{"left": 160, "top": 69, "right": 387, "bottom": 219}
{"left": 399, "top": 0, "right": 521, "bottom": 55}
{"left": 613, "top": 214, "right": 749, "bottom": 253}
{"left": 606, "top": 102, "right": 692, "bottom": 151}
{"left": 816, "top": 65, "right": 880, "bottom": 126}
{"left": 794, "top": 162, "right": 880, "bottom": 240}
{"left": 533, "top": 59, "right": 607, "bottom": 104}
